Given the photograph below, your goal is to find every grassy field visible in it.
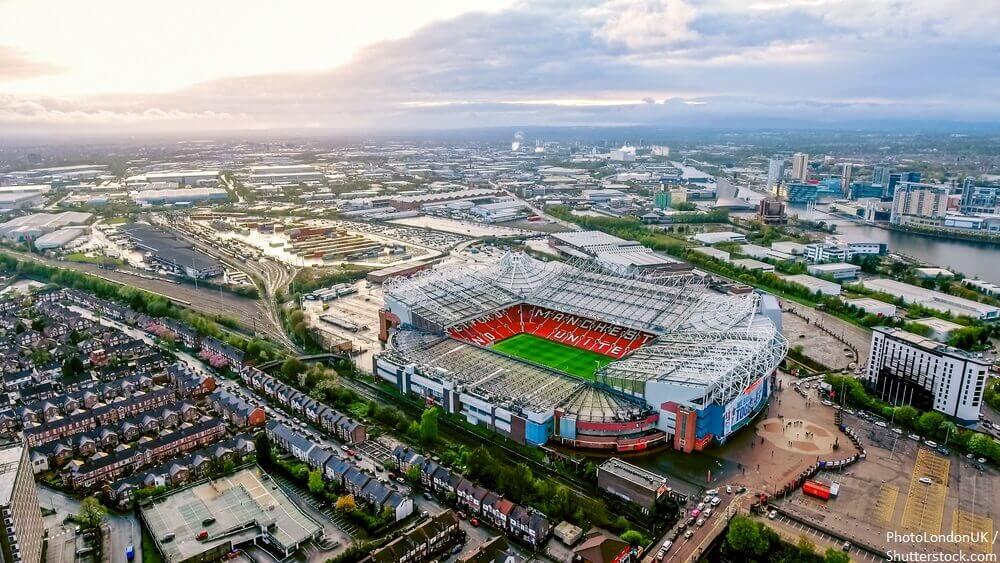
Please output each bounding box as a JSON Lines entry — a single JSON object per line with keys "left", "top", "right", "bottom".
{"left": 492, "top": 333, "right": 613, "bottom": 380}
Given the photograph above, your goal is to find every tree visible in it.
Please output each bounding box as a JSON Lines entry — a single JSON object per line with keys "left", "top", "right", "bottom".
{"left": 796, "top": 536, "right": 816, "bottom": 556}
{"left": 893, "top": 406, "right": 919, "bottom": 428}
{"left": 419, "top": 407, "right": 440, "bottom": 445}
{"left": 621, "top": 529, "right": 647, "bottom": 547}
{"left": 335, "top": 495, "right": 357, "bottom": 513}
{"left": 916, "top": 411, "right": 946, "bottom": 437}
{"left": 405, "top": 466, "right": 422, "bottom": 486}
{"left": 825, "top": 548, "right": 851, "bottom": 563}
{"left": 254, "top": 433, "right": 273, "bottom": 468}
{"left": 308, "top": 469, "right": 325, "bottom": 495}
{"left": 725, "top": 516, "right": 770, "bottom": 559}
{"left": 78, "top": 496, "right": 107, "bottom": 529}
{"left": 281, "top": 358, "right": 306, "bottom": 381}
{"left": 62, "top": 355, "right": 85, "bottom": 378}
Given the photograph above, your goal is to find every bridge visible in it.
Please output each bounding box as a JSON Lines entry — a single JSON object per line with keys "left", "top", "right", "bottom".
{"left": 256, "top": 353, "right": 350, "bottom": 371}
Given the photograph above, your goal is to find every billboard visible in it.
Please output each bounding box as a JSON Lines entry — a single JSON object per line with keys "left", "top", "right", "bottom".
{"left": 722, "top": 376, "right": 769, "bottom": 436}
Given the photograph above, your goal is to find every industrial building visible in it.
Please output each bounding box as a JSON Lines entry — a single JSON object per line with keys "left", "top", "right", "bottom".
{"left": 33, "top": 227, "right": 87, "bottom": 250}
{"left": 844, "top": 297, "right": 896, "bottom": 318}
{"left": 141, "top": 468, "right": 322, "bottom": 562}
{"left": 807, "top": 262, "right": 861, "bottom": 280}
{"left": 143, "top": 170, "right": 220, "bottom": 186}
{"left": 864, "top": 327, "right": 990, "bottom": 425}
{"left": 549, "top": 231, "right": 684, "bottom": 274}
{"left": 0, "top": 212, "right": 92, "bottom": 242}
{"left": 0, "top": 441, "right": 44, "bottom": 563}
{"left": 860, "top": 278, "right": 1000, "bottom": 321}
{"left": 133, "top": 188, "right": 229, "bottom": 206}
{"left": 596, "top": 458, "right": 668, "bottom": 512}
{"left": 0, "top": 191, "right": 45, "bottom": 211}
{"left": 120, "top": 223, "right": 223, "bottom": 279}
{"left": 248, "top": 165, "right": 324, "bottom": 185}
{"left": 782, "top": 274, "right": 842, "bottom": 296}
{"left": 692, "top": 231, "right": 746, "bottom": 245}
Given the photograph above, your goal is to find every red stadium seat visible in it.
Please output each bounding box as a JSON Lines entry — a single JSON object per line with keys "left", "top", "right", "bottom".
{"left": 449, "top": 304, "right": 654, "bottom": 359}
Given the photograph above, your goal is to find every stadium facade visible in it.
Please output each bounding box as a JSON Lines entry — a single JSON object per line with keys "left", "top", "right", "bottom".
{"left": 375, "top": 252, "right": 787, "bottom": 453}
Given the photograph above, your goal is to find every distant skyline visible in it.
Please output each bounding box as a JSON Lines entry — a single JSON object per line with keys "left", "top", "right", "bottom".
{"left": 2, "top": 0, "right": 999, "bottom": 134}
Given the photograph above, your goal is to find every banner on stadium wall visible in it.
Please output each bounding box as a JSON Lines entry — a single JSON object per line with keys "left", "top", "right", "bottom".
{"left": 722, "top": 376, "right": 769, "bottom": 436}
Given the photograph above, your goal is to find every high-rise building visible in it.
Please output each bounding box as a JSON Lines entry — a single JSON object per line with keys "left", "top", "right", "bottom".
{"left": 766, "top": 158, "right": 785, "bottom": 191}
{"left": 791, "top": 153, "right": 809, "bottom": 181}
{"left": 785, "top": 182, "right": 818, "bottom": 203}
{"left": 864, "top": 327, "right": 989, "bottom": 424}
{"left": 841, "top": 163, "right": 853, "bottom": 197}
{"left": 0, "top": 441, "right": 44, "bottom": 563}
{"left": 905, "top": 171, "right": 922, "bottom": 183}
{"left": 885, "top": 172, "right": 902, "bottom": 200}
{"left": 872, "top": 164, "right": 891, "bottom": 188}
{"left": 890, "top": 182, "right": 950, "bottom": 225}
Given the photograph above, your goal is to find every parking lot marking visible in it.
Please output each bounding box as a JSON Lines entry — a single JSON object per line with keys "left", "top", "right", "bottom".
{"left": 901, "top": 449, "right": 949, "bottom": 535}
{"left": 952, "top": 509, "right": 993, "bottom": 554}
{"left": 874, "top": 484, "right": 899, "bottom": 524}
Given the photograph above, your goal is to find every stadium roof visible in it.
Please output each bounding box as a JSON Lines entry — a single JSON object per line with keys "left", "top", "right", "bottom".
{"left": 385, "top": 252, "right": 756, "bottom": 334}
{"left": 385, "top": 251, "right": 787, "bottom": 407}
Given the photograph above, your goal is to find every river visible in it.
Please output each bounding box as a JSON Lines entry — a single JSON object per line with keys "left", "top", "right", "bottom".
{"left": 783, "top": 203, "right": 1000, "bottom": 283}
{"left": 713, "top": 174, "right": 1000, "bottom": 283}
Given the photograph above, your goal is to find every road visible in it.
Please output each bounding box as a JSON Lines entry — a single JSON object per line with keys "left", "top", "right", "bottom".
{"left": 39, "top": 485, "right": 140, "bottom": 563}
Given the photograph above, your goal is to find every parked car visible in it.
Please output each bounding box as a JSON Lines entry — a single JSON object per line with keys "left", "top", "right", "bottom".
{"left": 470, "top": 518, "right": 480, "bottom": 527}
{"left": 919, "top": 477, "right": 932, "bottom": 485}
{"left": 768, "top": 510, "right": 777, "bottom": 519}
{"left": 924, "top": 440, "right": 938, "bottom": 448}
{"left": 909, "top": 434, "right": 921, "bottom": 441}
{"left": 696, "top": 518, "right": 705, "bottom": 527}
{"left": 684, "top": 530, "right": 694, "bottom": 539}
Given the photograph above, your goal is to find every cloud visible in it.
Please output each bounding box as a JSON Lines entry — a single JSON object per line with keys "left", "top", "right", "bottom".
{"left": 1, "top": 0, "right": 998, "bottom": 133}
{"left": 0, "top": 46, "right": 61, "bottom": 81}
{"left": 0, "top": 95, "right": 248, "bottom": 127}
{"left": 589, "top": 0, "right": 698, "bottom": 49}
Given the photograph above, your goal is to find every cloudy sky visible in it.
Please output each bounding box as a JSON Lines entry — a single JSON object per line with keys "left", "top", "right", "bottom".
{"left": 1, "top": 0, "right": 998, "bottom": 134}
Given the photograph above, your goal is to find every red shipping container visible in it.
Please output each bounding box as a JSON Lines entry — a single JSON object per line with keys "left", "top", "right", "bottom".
{"left": 802, "top": 479, "right": 831, "bottom": 500}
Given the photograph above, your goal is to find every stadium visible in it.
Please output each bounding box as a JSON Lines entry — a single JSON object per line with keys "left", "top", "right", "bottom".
{"left": 374, "top": 251, "right": 787, "bottom": 453}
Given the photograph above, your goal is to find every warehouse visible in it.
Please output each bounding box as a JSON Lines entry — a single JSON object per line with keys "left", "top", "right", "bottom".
{"left": 33, "top": 227, "right": 87, "bottom": 250}
{"left": 0, "top": 212, "right": 92, "bottom": 242}
{"left": 807, "top": 262, "right": 861, "bottom": 280}
{"left": 844, "top": 297, "right": 896, "bottom": 318}
{"left": 860, "top": 278, "right": 1000, "bottom": 321}
{"left": 782, "top": 274, "right": 841, "bottom": 296}
{"left": 120, "top": 224, "right": 222, "bottom": 279}
{"left": 0, "top": 191, "right": 45, "bottom": 211}
{"left": 132, "top": 188, "right": 229, "bottom": 206}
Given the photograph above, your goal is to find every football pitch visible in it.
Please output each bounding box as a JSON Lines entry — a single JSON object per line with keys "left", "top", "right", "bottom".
{"left": 491, "top": 333, "right": 614, "bottom": 380}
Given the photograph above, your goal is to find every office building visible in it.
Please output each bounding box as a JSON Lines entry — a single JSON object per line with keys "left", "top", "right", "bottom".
{"left": 864, "top": 327, "right": 990, "bottom": 425}
{"left": 757, "top": 199, "right": 787, "bottom": 225}
{"left": 791, "top": 153, "right": 809, "bottom": 182}
{"left": 766, "top": 158, "right": 784, "bottom": 191}
{"left": 841, "top": 163, "right": 853, "bottom": 197}
{"left": 885, "top": 172, "right": 902, "bottom": 200}
{"left": 0, "top": 441, "right": 44, "bottom": 563}
{"left": 785, "top": 182, "right": 818, "bottom": 204}
{"left": 872, "top": 164, "right": 891, "bottom": 189}
{"left": 807, "top": 262, "right": 861, "bottom": 280}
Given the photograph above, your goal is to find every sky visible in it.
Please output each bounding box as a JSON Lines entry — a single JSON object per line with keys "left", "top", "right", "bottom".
{"left": 1, "top": 0, "right": 998, "bottom": 134}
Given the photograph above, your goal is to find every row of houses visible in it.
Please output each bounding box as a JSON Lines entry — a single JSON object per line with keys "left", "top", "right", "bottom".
{"left": 20, "top": 386, "right": 178, "bottom": 447}
{"left": 266, "top": 421, "right": 413, "bottom": 522}
{"left": 393, "top": 446, "right": 551, "bottom": 549}
{"left": 367, "top": 510, "right": 463, "bottom": 563}
{"left": 106, "top": 434, "right": 255, "bottom": 508}
{"left": 241, "top": 367, "right": 366, "bottom": 444}
{"left": 16, "top": 370, "right": 173, "bottom": 425}
{"left": 207, "top": 390, "right": 266, "bottom": 428}
{"left": 29, "top": 399, "right": 202, "bottom": 473}
{"left": 63, "top": 418, "right": 228, "bottom": 490}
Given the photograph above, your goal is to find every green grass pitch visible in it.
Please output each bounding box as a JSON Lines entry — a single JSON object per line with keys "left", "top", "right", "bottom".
{"left": 491, "top": 333, "right": 614, "bottom": 380}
